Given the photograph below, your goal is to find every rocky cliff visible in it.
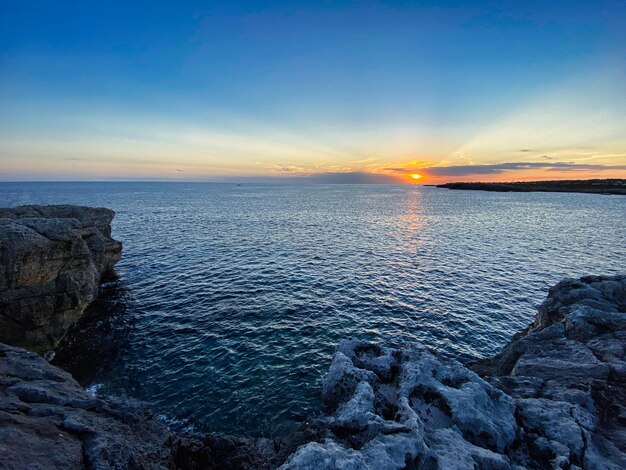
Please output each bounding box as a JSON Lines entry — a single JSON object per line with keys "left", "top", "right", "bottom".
{"left": 0, "top": 205, "right": 122, "bottom": 352}
{"left": 281, "top": 275, "right": 626, "bottom": 469}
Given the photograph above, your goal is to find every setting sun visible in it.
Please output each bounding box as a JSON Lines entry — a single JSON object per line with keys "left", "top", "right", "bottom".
{"left": 410, "top": 173, "right": 422, "bottom": 181}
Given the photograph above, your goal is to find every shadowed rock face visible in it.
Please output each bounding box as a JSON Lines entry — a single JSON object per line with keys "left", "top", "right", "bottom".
{"left": 0, "top": 342, "right": 173, "bottom": 470}
{"left": 281, "top": 275, "right": 626, "bottom": 469}
{"left": 0, "top": 205, "right": 122, "bottom": 352}
{"left": 0, "top": 342, "right": 305, "bottom": 470}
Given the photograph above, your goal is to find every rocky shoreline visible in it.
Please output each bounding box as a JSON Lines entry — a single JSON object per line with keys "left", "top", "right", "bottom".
{"left": 281, "top": 275, "right": 626, "bottom": 469}
{"left": 1, "top": 205, "right": 624, "bottom": 468}
{"left": 435, "top": 179, "right": 626, "bottom": 195}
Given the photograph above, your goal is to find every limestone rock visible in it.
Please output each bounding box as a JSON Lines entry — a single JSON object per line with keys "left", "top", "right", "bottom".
{"left": 0, "top": 205, "right": 122, "bottom": 352}
{"left": 281, "top": 275, "right": 626, "bottom": 469}
{"left": 282, "top": 340, "right": 516, "bottom": 469}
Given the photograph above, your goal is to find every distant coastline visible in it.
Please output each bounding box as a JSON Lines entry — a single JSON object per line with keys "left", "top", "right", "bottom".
{"left": 433, "top": 178, "right": 626, "bottom": 195}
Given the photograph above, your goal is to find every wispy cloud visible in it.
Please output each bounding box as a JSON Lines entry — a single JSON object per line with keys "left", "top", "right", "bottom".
{"left": 294, "top": 172, "right": 400, "bottom": 184}
{"left": 269, "top": 164, "right": 308, "bottom": 173}
{"left": 381, "top": 160, "right": 434, "bottom": 173}
{"left": 218, "top": 171, "right": 402, "bottom": 184}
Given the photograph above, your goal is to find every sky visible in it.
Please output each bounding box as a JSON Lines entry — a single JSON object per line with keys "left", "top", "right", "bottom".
{"left": 1, "top": 0, "right": 625, "bottom": 183}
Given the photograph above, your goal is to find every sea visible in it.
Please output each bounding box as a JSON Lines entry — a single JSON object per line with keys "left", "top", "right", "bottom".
{"left": 1, "top": 182, "right": 625, "bottom": 436}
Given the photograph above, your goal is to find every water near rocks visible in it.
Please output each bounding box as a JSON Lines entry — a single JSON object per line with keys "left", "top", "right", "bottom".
{"left": 1, "top": 182, "right": 624, "bottom": 437}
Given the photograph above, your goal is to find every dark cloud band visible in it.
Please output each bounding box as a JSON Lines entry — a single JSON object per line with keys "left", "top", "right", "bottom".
{"left": 413, "top": 162, "right": 626, "bottom": 177}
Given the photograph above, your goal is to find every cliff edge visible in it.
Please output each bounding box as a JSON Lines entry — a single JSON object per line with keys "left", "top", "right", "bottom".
{"left": 0, "top": 205, "right": 122, "bottom": 352}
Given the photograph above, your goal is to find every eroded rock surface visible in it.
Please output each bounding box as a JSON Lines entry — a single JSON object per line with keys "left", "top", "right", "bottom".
{"left": 0, "top": 342, "right": 310, "bottom": 469}
{"left": 0, "top": 342, "right": 173, "bottom": 469}
{"left": 281, "top": 275, "right": 626, "bottom": 469}
{"left": 0, "top": 205, "right": 122, "bottom": 352}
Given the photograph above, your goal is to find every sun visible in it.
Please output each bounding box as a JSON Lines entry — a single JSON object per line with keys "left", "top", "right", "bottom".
{"left": 409, "top": 173, "right": 422, "bottom": 181}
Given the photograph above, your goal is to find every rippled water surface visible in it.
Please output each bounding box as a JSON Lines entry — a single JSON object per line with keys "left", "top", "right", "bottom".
{"left": 2, "top": 182, "right": 625, "bottom": 436}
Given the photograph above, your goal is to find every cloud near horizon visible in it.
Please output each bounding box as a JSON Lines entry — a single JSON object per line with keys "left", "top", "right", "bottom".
{"left": 385, "top": 161, "right": 626, "bottom": 178}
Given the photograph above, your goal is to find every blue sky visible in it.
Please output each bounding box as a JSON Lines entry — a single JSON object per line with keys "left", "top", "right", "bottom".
{"left": 1, "top": 1, "right": 625, "bottom": 182}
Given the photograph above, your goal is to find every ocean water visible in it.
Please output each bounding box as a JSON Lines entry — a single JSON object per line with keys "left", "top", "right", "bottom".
{"left": 1, "top": 182, "right": 625, "bottom": 436}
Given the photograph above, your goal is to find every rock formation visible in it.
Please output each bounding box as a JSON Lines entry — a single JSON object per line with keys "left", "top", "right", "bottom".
{"left": 0, "top": 341, "right": 172, "bottom": 469}
{"left": 280, "top": 275, "right": 626, "bottom": 469}
{"left": 0, "top": 205, "right": 122, "bottom": 352}
{"left": 0, "top": 342, "right": 301, "bottom": 470}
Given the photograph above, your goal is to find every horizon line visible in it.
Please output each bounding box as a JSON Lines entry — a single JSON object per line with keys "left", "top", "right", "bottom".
{"left": 2, "top": 177, "right": 625, "bottom": 184}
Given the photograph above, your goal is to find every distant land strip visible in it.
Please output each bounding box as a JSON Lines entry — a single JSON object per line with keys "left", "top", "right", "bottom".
{"left": 433, "top": 179, "right": 626, "bottom": 195}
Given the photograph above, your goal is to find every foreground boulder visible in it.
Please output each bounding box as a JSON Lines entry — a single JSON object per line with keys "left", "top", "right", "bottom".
{"left": 0, "top": 342, "right": 172, "bottom": 469}
{"left": 0, "top": 205, "right": 122, "bottom": 352}
{"left": 281, "top": 275, "right": 626, "bottom": 469}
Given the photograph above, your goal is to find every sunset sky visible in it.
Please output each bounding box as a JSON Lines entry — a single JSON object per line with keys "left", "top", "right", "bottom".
{"left": 1, "top": 1, "right": 625, "bottom": 183}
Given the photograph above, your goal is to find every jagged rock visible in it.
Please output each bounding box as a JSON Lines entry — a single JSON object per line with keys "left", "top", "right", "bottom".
{"left": 282, "top": 341, "right": 517, "bottom": 469}
{"left": 0, "top": 343, "right": 314, "bottom": 469}
{"left": 475, "top": 275, "right": 626, "bottom": 469}
{"left": 0, "top": 205, "right": 122, "bottom": 352}
{"left": 281, "top": 275, "right": 626, "bottom": 469}
{"left": 0, "top": 342, "right": 173, "bottom": 469}
{"left": 169, "top": 433, "right": 285, "bottom": 470}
